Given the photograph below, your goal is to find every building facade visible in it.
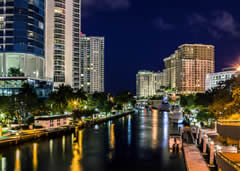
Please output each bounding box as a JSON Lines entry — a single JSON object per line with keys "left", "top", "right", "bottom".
{"left": 45, "top": 0, "right": 81, "bottom": 88}
{"left": 0, "top": 0, "right": 45, "bottom": 78}
{"left": 163, "top": 52, "right": 177, "bottom": 89}
{"left": 77, "top": 34, "right": 104, "bottom": 93}
{"left": 205, "top": 70, "right": 235, "bottom": 91}
{"left": 0, "top": 0, "right": 54, "bottom": 97}
{"left": 163, "top": 44, "right": 215, "bottom": 94}
{"left": 136, "top": 70, "right": 164, "bottom": 98}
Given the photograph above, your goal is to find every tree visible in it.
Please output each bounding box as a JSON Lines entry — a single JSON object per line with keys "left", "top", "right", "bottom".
{"left": 114, "top": 90, "right": 135, "bottom": 110}
{"left": 48, "top": 84, "right": 74, "bottom": 114}
{"left": 8, "top": 67, "right": 24, "bottom": 77}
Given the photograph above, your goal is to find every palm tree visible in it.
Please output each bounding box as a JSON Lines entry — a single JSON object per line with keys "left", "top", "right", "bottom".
{"left": 48, "top": 84, "right": 74, "bottom": 114}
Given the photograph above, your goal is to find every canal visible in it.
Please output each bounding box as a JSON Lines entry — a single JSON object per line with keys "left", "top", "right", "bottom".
{"left": 0, "top": 110, "right": 186, "bottom": 171}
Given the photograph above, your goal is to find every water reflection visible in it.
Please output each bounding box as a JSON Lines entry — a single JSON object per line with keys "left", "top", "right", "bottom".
{"left": 163, "top": 112, "right": 168, "bottom": 147}
{"left": 71, "top": 130, "right": 83, "bottom": 171}
{"left": 14, "top": 148, "right": 21, "bottom": 171}
{"left": 128, "top": 115, "right": 131, "bottom": 145}
{"left": 49, "top": 139, "right": 53, "bottom": 160}
{"left": 0, "top": 153, "right": 6, "bottom": 171}
{"left": 2, "top": 111, "right": 186, "bottom": 171}
{"left": 109, "top": 123, "right": 115, "bottom": 159}
{"left": 33, "top": 143, "right": 38, "bottom": 171}
{"left": 152, "top": 109, "right": 158, "bottom": 149}
{"left": 62, "top": 136, "right": 66, "bottom": 154}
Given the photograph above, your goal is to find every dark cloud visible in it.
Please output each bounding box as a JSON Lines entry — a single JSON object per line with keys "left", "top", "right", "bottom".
{"left": 153, "top": 17, "right": 174, "bottom": 31}
{"left": 212, "top": 11, "right": 240, "bottom": 36}
{"left": 188, "top": 11, "right": 240, "bottom": 38}
{"left": 82, "top": 0, "right": 130, "bottom": 16}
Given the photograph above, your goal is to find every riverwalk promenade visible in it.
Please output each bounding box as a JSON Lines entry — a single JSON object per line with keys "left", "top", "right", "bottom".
{"left": 0, "top": 111, "right": 134, "bottom": 148}
{"left": 183, "top": 143, "right": 210, "bottom": 171}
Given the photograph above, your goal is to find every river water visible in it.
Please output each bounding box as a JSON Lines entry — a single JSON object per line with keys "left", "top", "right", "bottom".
{"left": 0, "top": 110, "right": 186, "bottom": 171}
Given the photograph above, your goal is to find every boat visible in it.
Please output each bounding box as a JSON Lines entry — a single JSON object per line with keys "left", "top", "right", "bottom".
{"left": 159, "top": 100, "right": 170, "bottom": 111}
{"left": 169, "top": 104, "right": 184, "bottom": 124}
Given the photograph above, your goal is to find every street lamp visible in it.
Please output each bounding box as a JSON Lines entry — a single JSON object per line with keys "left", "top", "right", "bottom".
{"left": 236, "top": 66, "right": 240, "bottom": 72}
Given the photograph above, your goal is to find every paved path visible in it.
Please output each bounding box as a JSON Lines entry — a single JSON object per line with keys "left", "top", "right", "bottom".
{"left": 183, "top": 143, "right": 210, "bottom": 171}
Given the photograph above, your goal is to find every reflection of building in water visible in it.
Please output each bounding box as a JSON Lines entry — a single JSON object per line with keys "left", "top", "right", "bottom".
{"left": 49, "top": 139, "right": 53, "bottom": 160}
{"left": 15, "top": 148, "right": 21, "bottom": 171}
{"left": 71, "top": 130, "right": 83, "bottom": 171}
{"left": 0, "top": 154, "right": 6, "bottom": 171}
{"left": 33, "top": 143, "right": 38, "bottom": 171}
{"left": 62, "top": 136, "right": 66, "bottom": 154}
{"left": 152, "top": 110, "right": 158, "bottom": 149}
{"left": 163, "top": 112, "right": 168, "bottom": 148}
{"left": 128, "top": 115, "right": 132, "bottom": 145}
{"left": 110, "top": 124, "right": 115, "bottom": 150}
{"left": 108, "top": 123, "right": 115, "bottom": 159}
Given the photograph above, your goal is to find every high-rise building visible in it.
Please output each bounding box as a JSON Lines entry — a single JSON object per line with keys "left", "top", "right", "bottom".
{"left": 136, "top": 70, "right": 164, "bottom": 98}
{"left": 45, "top": 0, "right": 81, "bottom": 88}
{"left": 0, "top": 0, "right": 53, "bottom": 97}
{"left": 163, "top": 44, "right": 215, "bottom": 94}
{"left": 163, "top": 51, "right": 177, "bottom": 89}
{"left": 77, "top": 34, "right": 104, "bottom": 93}
{"left": 0, "top": 0, "right": 45, "bottom": 78}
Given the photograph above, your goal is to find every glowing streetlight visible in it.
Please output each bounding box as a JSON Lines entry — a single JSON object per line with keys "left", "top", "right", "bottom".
{"left": 73, "top": 101, "right": 78, "bottom": 106}
{"left": 236, "top": 66, "right": 240, "bottom": 72}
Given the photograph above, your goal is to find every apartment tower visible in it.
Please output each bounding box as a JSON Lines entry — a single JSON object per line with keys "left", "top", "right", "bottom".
{"left": 78, "top": 34, "right": 104, "bottom": 93}
{"left": 136, "top": 70, "right": 163, "bottom": 98}
{"left": 164, "top": 44, "right": 215, "bottom": 94}
{"left": 45, "top": 0, "right": 81, "bottom": 88}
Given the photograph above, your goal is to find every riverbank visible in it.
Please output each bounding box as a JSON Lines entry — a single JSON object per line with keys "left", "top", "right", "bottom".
{"left": 0, "top": 110, "right": 134, "bottom": 148}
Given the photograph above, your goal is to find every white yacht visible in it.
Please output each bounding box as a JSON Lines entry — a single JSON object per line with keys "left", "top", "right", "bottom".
{"left": 169, "top": 104, "right": 184, "bottom": 124}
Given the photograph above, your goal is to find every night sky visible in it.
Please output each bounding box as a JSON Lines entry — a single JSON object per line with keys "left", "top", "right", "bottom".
{"left": 82, "top": 0, "right": 240, "bottom": 95}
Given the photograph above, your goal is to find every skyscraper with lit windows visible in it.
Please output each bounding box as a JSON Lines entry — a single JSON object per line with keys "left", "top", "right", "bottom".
{"left": 0, "top": 0, "right": 53, "bottom": 97}
{"left": 45, "top": 0, "right": 81, "bottom": 88}
{"left": 0, "top": 0, "right": 45, "bottom": 78}
{"left": 163, "top": 44, "right": 215, "bottom": 94}
{"left": 78, "top": 34, "right": 104, "bottom": 93}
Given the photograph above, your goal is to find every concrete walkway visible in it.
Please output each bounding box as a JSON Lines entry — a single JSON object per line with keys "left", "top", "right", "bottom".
{"left": 183, "top": 143, "right": 210, "bottom": 171}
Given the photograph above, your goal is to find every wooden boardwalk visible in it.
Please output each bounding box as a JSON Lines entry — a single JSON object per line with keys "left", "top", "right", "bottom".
{"left": 183, "top": 143, "right": 210, "bottom": 171}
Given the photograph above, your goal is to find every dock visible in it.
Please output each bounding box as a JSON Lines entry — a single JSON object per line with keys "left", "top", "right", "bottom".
{"left": 183, "top": 143, "right": 210, "bottom": 171}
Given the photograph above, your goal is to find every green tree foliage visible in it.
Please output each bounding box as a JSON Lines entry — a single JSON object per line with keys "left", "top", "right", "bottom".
{"left": 114, "top": 90, "right": 135, "bottom": 109}
{"left": 48, "top": 84, "right": 74, "bottom": 114}
{"left": 0, "top": 83, "right": 38, "bottom": 124}
{"left": 8, "top": 67, "right": 24, "bottom": 77}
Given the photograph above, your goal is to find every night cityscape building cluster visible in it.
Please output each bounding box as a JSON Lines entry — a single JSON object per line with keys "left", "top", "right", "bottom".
{"left": 0, "top": 0, "right": 104, "bottom": 96}
{"left": 137, "top": 44, "right": 216, "bottom": 97}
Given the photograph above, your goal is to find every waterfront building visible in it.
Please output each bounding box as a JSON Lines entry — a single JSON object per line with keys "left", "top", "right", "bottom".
{"left": 34, "top": 115, "right": 71, "bottom": 128}
{"left": 205, "top": 70, "right": 235, "bottom": 91}
{"left": 0, "top": 0, "right": 45, "bottom": 78}
{"left": 205, "top": 66, "right": 240, "bottom": 91}
{"left": 77, "top": 34, "right": 104, "bottom": 93}
{"left": 163, "top": 44, "right": 215, "bottom": 94}
{"left": 45, "top": 0, "right": 81, "bottom": 89}
{"left": 0, "top": 0, "right": 53, "bottom": 97}
{"left": 136, "top": 70, "right": 164, "bottom": 98}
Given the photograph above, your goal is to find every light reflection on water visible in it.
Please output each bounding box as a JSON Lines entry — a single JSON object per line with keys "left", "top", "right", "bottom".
{"left": 14, "top": 148, "right": 21, "bottom": 171}
{"left": 33, "top": 143, "right": 38, "bottom": 171}
{"left": 152, "top": 109, "right": 158, "bottom": 149}
{"left": 71, "top": 130, "right": 83, "bottom": 171}
{"left": 1, "top": 111, "right": 186, "bottom": 171}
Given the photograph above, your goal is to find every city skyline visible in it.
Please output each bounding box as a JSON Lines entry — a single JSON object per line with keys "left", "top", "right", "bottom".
{"left": 82, "top": 0, "right": 240, "bottom": 94}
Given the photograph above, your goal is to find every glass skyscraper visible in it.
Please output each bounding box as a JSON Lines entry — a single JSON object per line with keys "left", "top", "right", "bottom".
{"left": 0, "top": 0, "right": 45, "bottom": 78}
{"left": 0, "top": 0, "right": 53, "bottom": 97}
